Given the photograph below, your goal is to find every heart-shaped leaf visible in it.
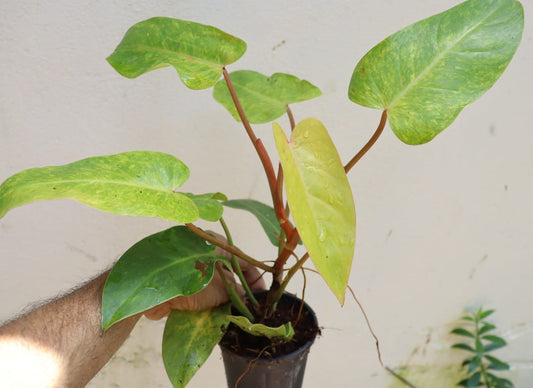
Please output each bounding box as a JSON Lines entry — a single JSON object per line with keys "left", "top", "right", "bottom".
{"left": 102, "top": 226, "right": 229, "bottom": 330}
{"left": 0, "top": 151, "right": 198, "bottom": 223}
{"left": 107, "top": 17, "right": 247, "bottom": 90}
{"left": 348, "top": 0, "right": 524, "bottom": 144}
{"left": 273, "top": 118, "right": 356, "bottom": 305}
{"left": 162, "top": 305, "right": 230, "bottom": 388}
{"left": 214, "top": 71, "right": 322, "bottom": 123}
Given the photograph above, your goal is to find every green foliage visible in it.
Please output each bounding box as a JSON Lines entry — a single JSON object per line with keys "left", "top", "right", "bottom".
{"left": 102, "top": 226, "right": 230, "bottom": 330}
{"left": 0, "top": 151, "right": 200, "bottom": 223}
{"left": 107, "top": 17, "right": 246, "bottom": 89}
{"left": 349, "top": 0, "right": 524, "bottom": 145}
{"left": 451, "top": 308, "right": 513, "bottom": 388}
{"left": 214, "top": 71, "right": 322, "bottom": 123}
{"left": 226, "top": 315, "right": 295, "bottom": 341}
{"left": 273, "top": 118, "right": 356, "bottom": 305}
{"left": 183, "top": 192, "right": 227, "bottom": 222}
{"left": 0, "top": 2, "right": 525, "bottom": 387}
{"left": 223, "top": 199, "right": 282, "bottom": 246}
{"left": 162, "top": 305, "right": 231, "bottom": 388}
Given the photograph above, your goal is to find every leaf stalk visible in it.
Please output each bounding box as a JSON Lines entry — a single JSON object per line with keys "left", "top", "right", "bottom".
{"left": 220, "top": 217, "right": 259, "bottom": 306}
{"left": 185, "top": 223, "right": 273, "bottom": 273}
{"left": 344, "top": 110, "right": 388, "bottom": 173}
{"left": 222, "top": 67, "right": 293, "bottom": 238}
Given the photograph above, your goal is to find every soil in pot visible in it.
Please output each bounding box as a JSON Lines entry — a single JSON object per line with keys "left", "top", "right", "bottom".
{"left": 219, "top": 291, "right": 320, "bottom": 388}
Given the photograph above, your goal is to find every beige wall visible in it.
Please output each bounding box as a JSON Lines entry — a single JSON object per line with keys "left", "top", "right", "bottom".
{"left": 1, "top": 1, "right": 532, "bottom": 386}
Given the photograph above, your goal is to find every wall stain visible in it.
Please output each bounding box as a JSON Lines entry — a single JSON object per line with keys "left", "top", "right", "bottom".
{"left": 272, "top": 40, "right": 286, "bottom": 51}
{"left": 469, "top": 254, "right": 488, "bottom": 279}
{"left": 66, "top": 243, "right": 98, "bottom": 262}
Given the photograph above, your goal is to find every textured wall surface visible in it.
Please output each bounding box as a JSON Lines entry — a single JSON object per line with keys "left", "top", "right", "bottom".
{"left": 1, "top": 1, "right": 532, "bottom": 387}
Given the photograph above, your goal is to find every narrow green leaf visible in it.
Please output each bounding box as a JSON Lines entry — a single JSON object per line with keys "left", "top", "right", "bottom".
{"left": 452, "top": 328, "right": 475, "bottom": 338}
{"left": 273, "top": 118, "right": 356, "bottom": 305}
{"left": 184, "top": 192, "right": 227, "bottom": 222}
{"left": 214, "top": 71, "right": 322, "bottom": 123}
{"left": 223, "top": 199, "right": 281, "bottom": 246}
{"left": 468, "top": 356, "right": 481, "bottom": 373}
{"left": 475, "top": 337, "right": 485, "bottom": 354}
{"left": 107, "top": 17, "right": 247, "bottom": 89}
{"left": 0, "top": 151, "right": 198, "bottom": 222}
{"left": 102, "top": 226, "right": 229, "bottom": 330}
{"left": 348, "top": 0, "right": 524, "bottom": 144}
{"left": 483, "top": 335, "right": 507, "bottom": 352}
{"left": 465, "top": 372, "right": 482, "bottom": 387}
{"left": 452, "top": 343, "right": 476, "bottom": 353}
{"left": 483, "top": 334, "right": 506, "bottom": 343}
{"left": 227, "top": 315, "right": 295, "bottom": 341}
{"left": 457, "top": 378, "right": 469, "bottom": 386}
{"left": 485, "top": 354, "right": 510, "bottom": 370}
{"left": 162, "top": 305, "right": 230, "bottom": 388}
{"left": 479, "top": 322, "right": 496, "bottom": 335}
{"left": 484, "top": 342, "right": 506, "bottom": 352}
{"left": 490, "top": 376, "right": 514, "bottom": 388}
{"left": 480, "top": 309, "right": 496, "bottom": 320}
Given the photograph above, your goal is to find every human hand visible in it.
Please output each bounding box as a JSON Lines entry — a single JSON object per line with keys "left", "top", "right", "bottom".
{"left": 144, "top": 236, "right": 265, "bottom": 320}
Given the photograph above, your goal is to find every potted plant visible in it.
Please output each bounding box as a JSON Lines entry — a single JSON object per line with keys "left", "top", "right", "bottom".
{"left": 0, "top": 0, "right": 524, "bottom": 387}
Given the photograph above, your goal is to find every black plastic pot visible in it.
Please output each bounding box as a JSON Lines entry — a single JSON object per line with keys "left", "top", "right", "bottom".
{"left": 219, "top": 292, "right": 318, "bottom": 388}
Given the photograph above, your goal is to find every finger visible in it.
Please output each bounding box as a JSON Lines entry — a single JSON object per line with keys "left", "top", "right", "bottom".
{"left": 206, "top": 230, "right": 233, "bottom": 260}
{"left": 206, "top": 231, "right": 265, "bottom": 291}
{"left": 180, "top": 269, "right": 234, "bottom": 310}
{"left": 188, "top": 279, "right": 231, "bottom": 310}
{"left": 213, "top": 246, "right": 232, "bottom": 261}
{"left": 144, "top": 303, "right": 170, "bottom": 320}
{"left": 145, "top": 275, "right": 229, "bottom": 319}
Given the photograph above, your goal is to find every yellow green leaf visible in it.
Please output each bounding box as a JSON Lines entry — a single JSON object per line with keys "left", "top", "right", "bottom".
{"left": 349, "top": 0, "right": 524, "bottom": 144}
{"left": 0, "top": 151, "right": 198, "bottom": 223}
{"left": 162, "top": 305, "right": 230, "bottom": 388}
{"left": 273, "top": 118, "right": 355, "bottom": 304}
{"left": 214, "top": 71, "right": 321, "bottom": 123}
{"left": 107, "top": 17, "right": 246, "bottom": 89}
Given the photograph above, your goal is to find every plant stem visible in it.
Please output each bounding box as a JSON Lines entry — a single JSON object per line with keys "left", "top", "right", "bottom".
{"left": 344, "top": 110, "right": 388, "bottom": 173}
{"left": 222, "top": 68, "right": 298, "bottom": 312}
{"left": 286, "top": 105, "right": 296, "bottom": 131}
{"left": 272, "top": 230, "right": 300, "bottom": 283}
{"left": 222, "top": 67, "right": 293, "bottom": 238}
{"left": 275, "top": 252, "right": 310, "bottom": 301}
{"left": 275, "top": 163, "right": 285, "bottom": 241}
{"left": 268, "top": 228, "right": 301, "bottom": 311}
{"left": 276, "top": 105, "right": 296, "bottom": 256}
{"left": 221, "top": 68, "right": 258, "bottom": 144}
{"left": 473, "top": 312, "right": 492, "bottom": 387}
{"left": 220, "top": 217, "right": 259, "bottom": 307}
{"left": 185, "top": 223, "right": 273, "bottom": 273}
{"left": 215, "top": 264, "right": 255, "bottom": 322}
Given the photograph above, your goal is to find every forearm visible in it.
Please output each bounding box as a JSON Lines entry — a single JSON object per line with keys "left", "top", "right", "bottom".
{"left": 0, "top": 272, "right": 141, "bottom": 388}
